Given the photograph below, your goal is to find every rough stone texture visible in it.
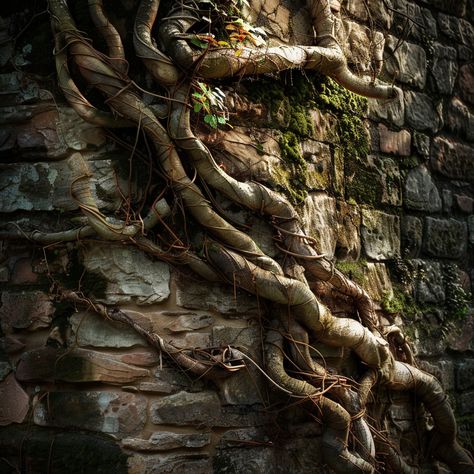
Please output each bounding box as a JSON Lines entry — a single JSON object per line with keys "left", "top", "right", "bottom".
{"left": 458, "top": 63, "right": 474, "bottom": 105}
{"left": 0, "top": 291, "right": 52, "bottom": 333}
{"left": 132, "top": 453, "right": 211, "bottom": 474}
{"left": 413, "top": 132, "right": 430, "bottom": 158}
{"left": 82, "top": 244, "right": 170, "bottom": 305}
{"left": 0, "top": 374, "right": 29, "bottom": 426}
{"left": 361, "top": 209, "right": 400, "bottom": 260}
{"left": 446, "top": 97, "right": 474, "bottom": 141}
{"left": 430, "top": 43, "right": 458, "bottom": 95}
{"left": 16, "top": 347, "right": 150, "bottom": 384}
{"left": 301, "top": 140, "right": 332, "bottom": 190}
{"left": 392, "top": 0, "right": 438, "bottom": 41}
{"left": 414, "top": 260, "right": 445, "bottom": 305}
{"left": 363, "top": 263, "right": 394, "bottom": 301}
{"left": 423, "top": 217, "right": 468, "bottom": 258}
{"left": 404, "top": 165, "right": 442, "bottom": 212}
{"left": 419, "top": 359, "right": 455, "bottom": 392}
{"left": 302, "top": 193, "right": 338, "bottom": 257}
{"left": 151, "top": 391, "right": 221, "bottom": 426}
{"left": 404, "top": 91, "right": 442, "bottom": 133}
{"left": 368, "top": 91, "right": 405, "bottom": 127}
{"left": 455, "top": 194, "right": 474, "bottom": 214}
{"left": 431, "top": 136, "right": 474, "bottom": 182}
{"left": 175, "top": 274, "right": 258, "bottom": 315}
{"left": 401, "top": 215, "right": 423, "bottom": 258}
{"left": 33, "top": 391, "right": 147, "bottom": 436}
{"left": 378, "top": 124, "right": 411, "bottom": 156}
{"left": 469, "top": 216, "right": 474, "bottom": 245}
{"left": 456, "top": 359, "right": 474, "bottom": 391}
{"left": 458, "top": 391, "right": 474, "bottom": 417}
{"left": 122, "top": 432, "right": 211, "bottom": 451}
{"left": 70, "top": 311, "right": 147, "bottom": 348}
{"left": 438, "top": 14, "right": 474, "bottom": 47}
{"left": 384, "top": 36, "right": 426, "bottom": 89}
{"left": 165, "top": 313, "right": 213, "bottom": 333}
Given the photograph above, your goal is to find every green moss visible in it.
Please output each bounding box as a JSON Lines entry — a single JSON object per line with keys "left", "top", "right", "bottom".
{"left": 381, "top": 288, "right": 420, "bottom": 317}
{"left": 335, "top": 259, "right": 367, "bottom": 286}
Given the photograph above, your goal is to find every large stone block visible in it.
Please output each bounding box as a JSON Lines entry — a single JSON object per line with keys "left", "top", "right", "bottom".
{"left": 361, "top": 209, "right": 400, "bottom": 260}
{"left": 122, "top": 432, "right": 211, "bottom": 451}
{"left": 0, "top": 291, "right": 52, "bottom": 334}
{"left": 456, "top": 358, "right": 474, "bottom": 391}
{"left": 0, "top": 374, "right": 29, "bottom": 426}
{"left": 82, "top": 243, "right": 170, "bottom": 305}
{"left": 414, "top": 260, "right": 445, "bottom": 304}
{"left": 404, "top": 165, "right": 441, "bottom": 212}
{"left": 404, "top": 91, "right": 442, "bottom": 133}
{"left": 431, "top": 136, "right": 474, "bottom": 182}
{"left": 423, "top": 217, "right": 468, "bottom": 258}
{"left": 301, "top": 140, "right": 332, "bottom": 190}
{"left": 458, "top": 63, "right": 474, "bottom": 105}
{"left": 438, "top": 14, "right": 474, "bottom": 47}
{"left": 368, "top": 90, "right": 405, "bottom": 127}
{"left": 392, "top": 0, "right": 437, "bottom": 41}
{"left": 33, "top": 391, "right": 147, "bottom": 436}
{"left": 132, "top": 453, "right": 211, "bottom": 474}
{"left": 401, "top": 215, "right": 423, "bottom": 258}
{"left": 446, "top": 97, "right": 474, "bottom": 141}
{"left": 378, "top": 124, "right": 411, "bottom": 156}
{"left": 69, "top": 311, "right": 147, "bottom": 348}
{"left": 384, "top": 36, "right": 427, "bottom": 89}
{"left": 429, "top": 43, "right": 458, "bottom": 95}
{"left": 458, "top": 391, "right": 474, "bottom": 416}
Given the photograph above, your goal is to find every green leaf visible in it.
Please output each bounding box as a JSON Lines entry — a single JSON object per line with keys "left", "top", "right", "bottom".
{"left": 217, "top": 115, "right": 227, "bottom": 124}
{"left": 204, "top": 114, "right": 218, "bottom": 128}
{"left": 193, "top": 102, "right": 203, "bottom": 113}
{"left": 191, "top": 38, "right": 209, "bottom": 49}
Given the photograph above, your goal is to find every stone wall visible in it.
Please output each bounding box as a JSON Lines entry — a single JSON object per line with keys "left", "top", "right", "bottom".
{"left": 0, "top": 0, "right": 473, "bottom": 472}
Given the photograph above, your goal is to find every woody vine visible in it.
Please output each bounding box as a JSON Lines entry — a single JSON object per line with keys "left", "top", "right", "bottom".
{"left": 4, "top": 0, "right": 474, "bottom": 472}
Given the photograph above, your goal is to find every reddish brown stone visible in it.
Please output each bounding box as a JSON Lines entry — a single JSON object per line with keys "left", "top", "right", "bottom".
{"left": 16, "top": 347, "right": 150, "bottom": 384}
{"left": 0, "top": 336, "right": 25, "bottom": 354}
{"left": 120, "top": 351, "right": 161, "bottom": 367}
{"left": 455, "top": 194, "right": 474, "bottom": 213}
{"left": 0, "top": 291, "right": 53, "bottom": 334}
{"left": 378, "top": 124, "right": 411, "bottom": 156}
{"left": 0, "top": 374, "right": 29, "bottom": 426}
{"left": 11, "top": 257, "right": 38, "bottom": 285}
{"left": 431, "top": 136, "right": 474, "bottom": 182}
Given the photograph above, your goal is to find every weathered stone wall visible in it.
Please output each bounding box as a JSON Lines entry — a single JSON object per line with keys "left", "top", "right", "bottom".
{"left": 0, "top": 0, "right": 473, "bottom": 472}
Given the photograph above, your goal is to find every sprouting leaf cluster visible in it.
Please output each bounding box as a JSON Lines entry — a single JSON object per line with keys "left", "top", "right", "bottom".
{"left": 192, "top": 81, "right": 229, "bottom": 129}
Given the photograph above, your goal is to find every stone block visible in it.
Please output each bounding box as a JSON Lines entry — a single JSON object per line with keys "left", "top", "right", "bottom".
{"left": 175, "top": 279, "right": 258, "bottom": 316}
{"left": 446, "top": 97, "right": 474, "bottom": 141}
{"left": 364, "top": 262, "right": 394, "bottom": 301}
{"left": 413, "top": 132, "right": 430, "bottom": 157}
{"left": 431, "top": 136, "right": 474, "bottom": 182}
{"left": 414, "top": 260, "right": 445, "bottom": 304}
{"left": 430, "top": 43, "right": 458, "bottom": 95}
{"left": 378, "top": 124, "right": 411, "bottom": 156}
{"left": 455, "top": 194, "right": 474, "bottom": 214}
{"left": 368, "top": 90, "right": 405, "bottom": 127}
{"left": 458, "top": 63, "right": 474, "bottom": 105}
{"left": 423, "top": 217, "right": 468, "bottom": 258}
{"left": 16, "top": 347, "right": 150, "bottom": 384}
{"left": 0, "top": 291, "right": 52, "bottom": 334}
{"left": 384, "top": 36, "right": 427, "bottom": 89}
{"left": 404, "top": 165, "right": 441, "bottom": 212}
{"left": 438, "top": 14, "right": 474, "bottom": 47}
{"left": 401, "top": 215, "right": 423, "bottom": 258}
{"left": 70, "top": 311, "right": 148, "bottom": 348}
{"left": 166, "top": 313, "right": 213, "bottom": 333}
{"left": 343, "top": 0, "right": 393, "bottom": 29}
{"left": 456, "top": 358, "right": 474, "bottom": 391}
{"left": 82, "top": 243, "right": 170, "bottom": 305}
{"left": 133, "top": 453, "right": 211, "bottom": 474}
{"left": 122, "top": 432, "right": 211, "bottom": 452}
{"left": 404, "top": 91, "right": 442, "bottom": 133}
{"left": 301, "top": 140, "right": 332, "bottom": 190}
{"left": 302, "top": 193, "right": 338, "bottom": 257}
{"left": 469, "top": 216, "right": 474, "bottom": 245}
{"left": 458, "top": 391, "right": 474, "bottom": 416}
{"left": 309, "top": 109, "right": 338, "bottom": 142}
{"left": 361, "top": 209, "right": 400, "bottom": 260}
{"left": 392, "top": 1, "right": 437, "bottom": 41}
{"left": 33, "top": 391, "right": 147, "bottom": 436}
{"left": 335, "top": 200, "right": 361, "bottom": 260}
{"left": 0, "top": 374, "right": 29, "bottom": 426}
{"left": 150, "top": 391, "right": 221, "bottom": 426}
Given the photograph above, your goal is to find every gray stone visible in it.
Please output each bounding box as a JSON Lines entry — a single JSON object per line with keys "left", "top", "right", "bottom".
{"left": 122, "top": 432, "right": 211, "bottom": 451}
{"left": 175, "top": 275, "right": 258, "bottom": 316}
{"left": 166, "top": 314, "right": 213, "bottom": 333}
{"left": 361, "top": 209, "right": 400, "bottom": 260}
{"left": 212, "top": 326, "right": 261, "bottom": 356}
{"left": 70, "top": 311, "right": 147, "bottom": 348}
{"left": 368, "top": 90, "right": 405, "bottom": 127}
{"left": 423, "top": 218, "right": 468, "bottom": 258}
{"left": 218, "top": 427, "right": 270, "bottom": 448}
{"left": 137, "top": 381, "right": 176, "bottom": 394}
{"left": 166, "top": 332, "right": 211, "bottom": 350}
{"left": 414, "top": 260, "right": 445, "bottom": 305}
{"left": 430, "top": 43, "right": 458, "bottom": 95}
{"left": 384, "top": 36, "right": 426, "bottom": 89}
{"left": 413, "top": 132, "right": 430, "bottom": 157}
{"left": 456, "top": 359, "right": 474, "bottom": 391}
{"left": 82, "top": 243, "right": 170, "bottom": 305}
{"left": 392, "top": 1, "right": 437, "bottom": 41}
{"left": 215, "top": 368, "right": 263, "bottom": 405}
{"left": 150, "top": 391, "right": 221, "bottom": 426}
{"left": 33, "top": 391, "right": 146, "bottom": 436}
{"left": 342, "top": 0, "right": 393, "bottom": 29}
{"left": 401, "top": 216, "right": 423, "bottom": 258}
{"left": 458, "top": 63, "right": 474, "bottom": 106}
{"left": 302, "top": 193, "right": 338, "bottom": 257}
{"left": 438, "top": 14, "right": 474, "bottom": 47}
{"left": 335, "top": 200, "right": 361, "bottom": 261}
{"left": 431, "top": 136, "right": 474, "bottom": 182}
{"left": 419, "top": 359, "right": 455, "bottom": 391}
{"left": 442, "top": 189, "right": 453, "bottom": 213}
{"left": 301, "top": 140, "right": 332, "bottom": 190}
{"left": 404, "top": 91, "right": 441, "bottom": 133}
{"left": 458, "top": 391, "right": 474, "bottom": 416}
{"left": 134, "top": 453, "right": 211, "bottom": 474}
{"left": 214, "top": 447, "right": 276, "bottom": 474}
{"left": 446, "top": 97, "right": 474, "bottom": 141}
{"left": 404, "top": 165, "right": 441, "bottom": 212}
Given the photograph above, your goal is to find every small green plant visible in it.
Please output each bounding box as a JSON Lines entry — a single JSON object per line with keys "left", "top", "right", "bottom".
{"left": 192, "top": 82, "right": 229, "bottom": 129}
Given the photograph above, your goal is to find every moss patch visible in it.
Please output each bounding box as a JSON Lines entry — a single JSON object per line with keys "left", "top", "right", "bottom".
{"left": 335, "top": 259, "right": 367, "bottom": 286}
